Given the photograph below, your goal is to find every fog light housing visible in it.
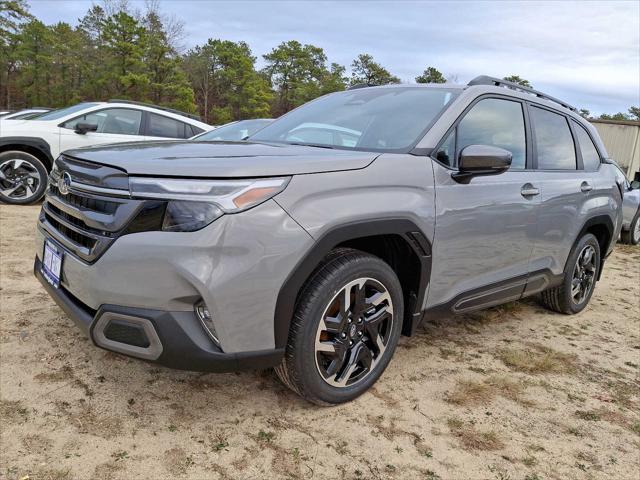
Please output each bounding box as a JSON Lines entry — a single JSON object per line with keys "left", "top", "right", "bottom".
{"left": 195, "top": 300, "right": 220, "bottom": 346}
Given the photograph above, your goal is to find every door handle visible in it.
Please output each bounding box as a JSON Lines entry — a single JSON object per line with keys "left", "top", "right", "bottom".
{"left": 521, "top": 184, "right": 540, "bottom": 197}
{"left": 580, "top": 181, "right": 593, "bottom": 193}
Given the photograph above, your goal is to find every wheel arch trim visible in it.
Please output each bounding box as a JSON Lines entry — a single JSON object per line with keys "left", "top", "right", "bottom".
{"left": 0, "top": 137, "right": 55, "bottom": 169}
{"left": 273, "top": 218, "right": 432, "bottom": 348}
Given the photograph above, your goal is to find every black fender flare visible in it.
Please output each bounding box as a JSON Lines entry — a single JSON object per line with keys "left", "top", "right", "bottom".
{"left": 573, "top": 214, "right": 615, "bottom": 280}
{"left": 273, "top": 218, "right": 432, "bottom": 348}
{"left": 0, "top": 137, "right": 54, "bottom": 169}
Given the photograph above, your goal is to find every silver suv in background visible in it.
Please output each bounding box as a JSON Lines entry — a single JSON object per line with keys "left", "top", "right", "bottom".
{"left": 35, "top": 76, "right": 623, "bottom": 405}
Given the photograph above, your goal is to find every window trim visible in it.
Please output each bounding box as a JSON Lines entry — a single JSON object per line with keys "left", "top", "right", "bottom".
{"left": 58, "top": 107, "right": 144, "bottom": 136}
{"left": 527, "top": 103, "right": 579, "bottom": 172}
{"left": 430, "top": 93, "right": 532, "bottom": 171}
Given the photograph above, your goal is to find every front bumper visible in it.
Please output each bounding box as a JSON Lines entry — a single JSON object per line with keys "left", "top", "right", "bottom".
{"left": 35, "top": 257, "right": 284, "bottom": 372}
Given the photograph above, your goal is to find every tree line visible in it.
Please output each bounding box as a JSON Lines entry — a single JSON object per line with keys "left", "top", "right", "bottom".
{"left": 1, "top": 0, "right": 638, "bottom": 124}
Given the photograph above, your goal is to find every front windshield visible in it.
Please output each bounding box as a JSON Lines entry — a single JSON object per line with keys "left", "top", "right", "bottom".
{"left": 195, "top": 119, "right": 272, "bottom": 141}
{"left": 251, "top": 87, "right": 458, "bottom": 152}
{"left": 36, "top": 103, "right": 99, "bottom": 121}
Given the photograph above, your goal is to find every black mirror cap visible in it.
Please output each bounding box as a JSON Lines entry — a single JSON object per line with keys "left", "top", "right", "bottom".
{"left": 452, "top": 145, "right": 512, "bottom": 183}
{"left": 74, "top": 122, "right": 98, "bottom": 134}
{"left": 631, "top": 180, "right": 640, "bottom": 190}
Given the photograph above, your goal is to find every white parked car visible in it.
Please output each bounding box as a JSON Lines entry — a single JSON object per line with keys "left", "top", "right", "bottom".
{"left": 0, "top": 100, "right": 212, "bottom": 204}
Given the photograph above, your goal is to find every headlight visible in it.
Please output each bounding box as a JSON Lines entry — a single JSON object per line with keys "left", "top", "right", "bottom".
{"left": 129, "top": 177, "right": 290, "bottom": 232}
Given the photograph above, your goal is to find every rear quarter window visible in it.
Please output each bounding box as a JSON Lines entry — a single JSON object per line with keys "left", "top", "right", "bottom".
{"left": 572, "top": 121, "right": 601, "bottom": 171}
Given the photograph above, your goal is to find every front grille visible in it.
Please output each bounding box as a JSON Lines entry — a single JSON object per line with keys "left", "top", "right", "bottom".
{"left": 44, "top": 211, "right": 97, "bottom": 250}
{"left": 39, "top": 159, "right": 145, "bottom": 263}
{"left": 49, "top": 184, "right": 119, "bottom": 215}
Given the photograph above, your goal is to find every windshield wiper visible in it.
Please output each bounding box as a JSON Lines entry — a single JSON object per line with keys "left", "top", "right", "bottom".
{"left": 287, "top": 142, "right": 335, "bottom": 149}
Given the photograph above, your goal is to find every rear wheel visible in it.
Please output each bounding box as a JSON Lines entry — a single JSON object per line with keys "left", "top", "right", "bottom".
{"left": 540, "top": 233, "right": 600, "bottom": 314}
{"left": 275, "top": 248, "right": 403, "bottom": 405}
{"left": 621, "top": 211, "right": 640, "bottom": 245}
{"left": 0, "top": 151, "right": 48, "bottom": 205}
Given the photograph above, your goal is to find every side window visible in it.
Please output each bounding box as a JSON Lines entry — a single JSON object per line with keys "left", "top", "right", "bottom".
{"left": 456, "top": 98, "right": 527, "bottom": 169}
{"left": 572, "top": 121, "right": 601, "bottom": 171}
{"left": 530, "top": 107, "right": 576, "bottom": 170}
{"left": 62, "top": 108, "right": 142, "bottom": 135}
{"left": 147, "top": 113, "right": 188, "bottom": 139}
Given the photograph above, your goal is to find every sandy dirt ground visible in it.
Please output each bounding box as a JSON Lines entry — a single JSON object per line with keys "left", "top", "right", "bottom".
{"left": 1, "top": 204, "right": 639, "bottom": 480}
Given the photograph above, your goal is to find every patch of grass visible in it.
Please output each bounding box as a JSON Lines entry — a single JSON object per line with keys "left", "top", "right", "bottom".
{"left": 425, "top": 470, "right": 442, "bottom": 480}
{"left": 522, "top": 456, "right": 537, "bottom": 467}
{"left": 575, "top": 410, "right": 601, "bottom": 421}
{"left": 498, "top": 345, "right": 577, "bottom": 374}
{"left": 167, "top": 424, "right": 177, "bottom": 432}
{"left": 447, "top": 418, "right": 504, "bottom": 451}
{"left": 632, "top": 421, "right": 640, "bottom": 436}
{"left": 111, "top": 450, "right": 129, "bottom": 461}
{"left": 445, "top": 376, "right": 530, "bottom": 406}
{"left": 257, "top": 430, "right": 274, "bottom": 443}
{"left": 334, "top": 440, "right": 349, "bottom": 455}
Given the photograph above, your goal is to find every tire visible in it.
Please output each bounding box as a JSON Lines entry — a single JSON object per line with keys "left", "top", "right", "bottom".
{"left": 621, "top": 211, "right": 640, "bottom": 245}
{"left": 540, "top": 233, "right": 600, "bottom": 314}
{"left": 275, "top": 248, "right": 404, "bottom": 405}
{"left": 0, "top": 150, "right": 48, "bottom": 205}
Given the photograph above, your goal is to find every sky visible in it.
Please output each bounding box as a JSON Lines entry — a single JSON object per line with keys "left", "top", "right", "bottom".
{"left": 27, "top": 0, "right": 640, "bottom": 116}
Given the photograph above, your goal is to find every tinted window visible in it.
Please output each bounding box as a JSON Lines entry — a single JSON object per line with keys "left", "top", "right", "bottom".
{"left": 572, "top": 121, "right": 601, "bottom": 171}
{"left": 252, "top": 87, "right": 458, "bottom": 152}
{"left": 531, "top": 107, "right": 576, "bottom": 170}
{"left": 147, "top": 113, "right": 188, "bottom": 138}
{"left": 62, "top": 108, "right": 142, "bottom": 135}
{"left": 456, "top": 98, "right": 526, "bottom": 169}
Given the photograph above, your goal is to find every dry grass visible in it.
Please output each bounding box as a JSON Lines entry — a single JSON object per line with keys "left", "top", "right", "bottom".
{"left": 446, "top": 375, "right": 531, "bottom": 406}
{"left": 498, "top": 344, "right": 577, "bottom": 374}
{"left": 447, "top": 418, "right": 505, "bottom": 451}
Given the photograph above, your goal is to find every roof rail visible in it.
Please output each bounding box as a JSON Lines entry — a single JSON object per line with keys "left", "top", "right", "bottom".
{"left": 347, "top": 83, "right": 377, "bottom": 90}
{"left": 467, "top": 75, "right": 577, "bottom": 112}
{"left": 108, "top": 99, "right": 201, "bottom": 120}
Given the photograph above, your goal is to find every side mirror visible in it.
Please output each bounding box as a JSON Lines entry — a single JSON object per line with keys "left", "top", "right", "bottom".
{"left": 452, "top": 145, "right": 512, "bottom": 183}
{"left": 631, "top": 180, "right": 640, "bottom": 190}
{"left": 74, "top": 122, "right": 98, "bottom": 135}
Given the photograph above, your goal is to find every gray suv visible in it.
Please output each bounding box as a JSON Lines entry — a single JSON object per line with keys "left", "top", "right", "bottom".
{"left": 35, "top": 76, "right": 623, "bottom": 405}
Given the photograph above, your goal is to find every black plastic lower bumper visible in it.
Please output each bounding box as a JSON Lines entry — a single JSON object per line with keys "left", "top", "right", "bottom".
{"left": 34, "top": 257, "right": 284, "bottom": 372}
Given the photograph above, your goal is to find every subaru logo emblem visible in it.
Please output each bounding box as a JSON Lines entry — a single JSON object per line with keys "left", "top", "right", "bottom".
{"left": 58, "top": 171, "right": 72, "bottom": 195}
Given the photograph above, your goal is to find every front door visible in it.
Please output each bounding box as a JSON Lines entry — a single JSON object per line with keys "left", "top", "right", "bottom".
{"left": 427, "top": 97, "right": 540, "bottom": 312}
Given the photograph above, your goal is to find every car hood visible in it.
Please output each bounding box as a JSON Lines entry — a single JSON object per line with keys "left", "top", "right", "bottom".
{"left": 63, "top": 140, "right": 379, "bottom": 177}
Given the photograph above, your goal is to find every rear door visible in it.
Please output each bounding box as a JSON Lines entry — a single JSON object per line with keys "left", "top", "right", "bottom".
{"left": 59, "top": 108, "right": 144, "bottom": 151}
{"left": 527, "top": 105, "right": 597, "bottom": 277}
{"left": 427, "top": 96, "right": 541, "bottom": 312}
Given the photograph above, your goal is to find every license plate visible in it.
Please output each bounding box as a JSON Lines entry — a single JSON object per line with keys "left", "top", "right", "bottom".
{"left": 42, "top": 240, "right": 63, "bottom": 288}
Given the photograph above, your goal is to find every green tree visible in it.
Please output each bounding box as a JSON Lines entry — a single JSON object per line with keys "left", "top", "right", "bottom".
{"left": 599, "top": 112, "right": 630, "bottom": 121}
{"left": 100, "top": 11, "right": 148, "bottom": 98}
{"left": 0, "top": 0, "right": 32, "bottom": 108}
{"left": 503, "top": 75, "right": 532, "bottom": 87}
{"left": 15, "top": 20, "right": 53, "bottom": 106}
{"left": 263, "top": 40, "right": 331, "bottom": 115}
{"left": 578, "top": 108, "right": 590, "bottom": 118}
{"left": 320, "top": 62, "right": 347, "bottom": 94}
{"left": 350, "top": 53, "right": 400, "bottom": 86}
{"left": 184, "top": 39, "right": 271, "bottom": 123}
{"left": 629, "top": 106, "right": 640, "bottom": 121}
{"left": 415, "top": 67, "right": 446, "bottom": 84}
{"left": 142, "top": 9, "right": 195, "bottom": 111}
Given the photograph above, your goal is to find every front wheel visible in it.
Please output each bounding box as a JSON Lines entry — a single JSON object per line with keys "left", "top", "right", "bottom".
{"left": 0, "top": 151, "right": 48, "bottom": 205}
{"left": 540, "top": 233, "right": 600, "bottom": 314}
{"left": 275, "top": 248, "right": 403, "bottom": 405}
